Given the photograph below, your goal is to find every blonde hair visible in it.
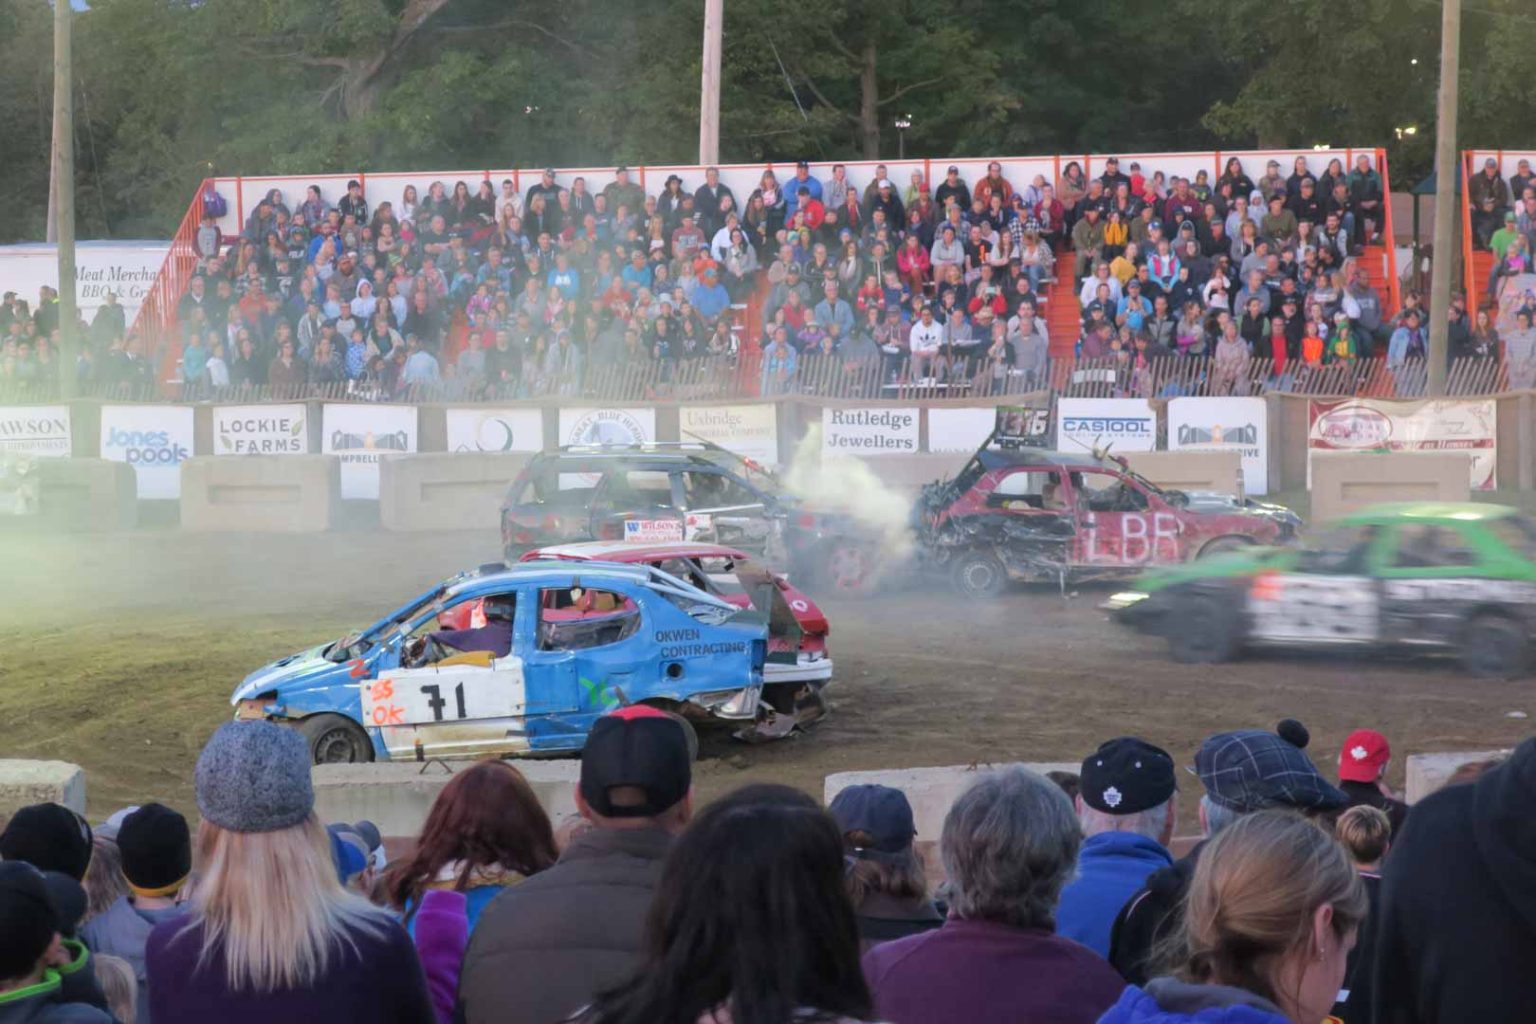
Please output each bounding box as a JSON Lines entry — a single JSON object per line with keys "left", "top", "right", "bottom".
{"left": 83, "top": 836, "right": 130, "bottom": 922}
{"left": 93, "top": 953, "right": 138, "bottom": 1024}
{"left": 1334, "top": 805, "right": 1391, "bottom": 865}
{"left": 187, "top": 814, "right": 389, "bottom": 992}
{"left": 1177, "top": 810, "right": 1368, "bottom": 1005}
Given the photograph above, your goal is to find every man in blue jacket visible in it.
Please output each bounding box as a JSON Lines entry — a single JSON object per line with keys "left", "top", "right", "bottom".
{"left": 1054, "top": 737, "right": 1176, "bottom": 958}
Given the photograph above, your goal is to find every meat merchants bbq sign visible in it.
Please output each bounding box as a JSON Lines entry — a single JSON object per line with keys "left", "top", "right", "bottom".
{"left": 1308, "top": 399, "right": 1497, "bottom": 490}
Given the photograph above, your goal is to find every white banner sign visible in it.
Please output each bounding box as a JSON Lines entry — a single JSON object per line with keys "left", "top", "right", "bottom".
{"left": 558, "top": 407, "right": 656, "bottom": 447}
{"left": 1307, "top": 398, "right": 1497, "bottom": 490}
{"left": 0, "top": 405, "right": 71, "bottom": 458}
{"left": 821, "top": 407, "right": 919, "bottom": 455}
{"left": 927, "top": 407, "right": 997, "bottom": 453}
{"left": 680, "top": 404, "right": 779, "bottom": 464}
{"left": 1168, "top": 397, "right": 1269, "bottom": 495}
{"left": 322, "top": 404, "right": 418, "bottom": 499}
{"left": 0, "top": 243, "right": 169, "bottom": 325}
{"left": 446, "top": 408, "right": 545, "bottom": 453}
{"left": 212, "top": 404, "right": 310, "bottom": 456}
{"left": 1055, "top": 398, "right": 1157, "bottom": 454}
{"left": 99, "top": 404, "right": 194, "bottom": 499}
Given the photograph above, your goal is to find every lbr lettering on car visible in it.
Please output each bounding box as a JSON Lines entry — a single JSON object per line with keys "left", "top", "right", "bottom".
{"left": 1083, "top": 511, "right": 1181, "bottom": 565}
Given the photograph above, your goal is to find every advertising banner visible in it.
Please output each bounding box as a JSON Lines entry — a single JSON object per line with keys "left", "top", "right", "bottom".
{"left": 557, "top": 407, "right": 656, "bottom": 447}
{"left": 0, "top": 405, "right": 72, "bottom": 457}
{"left": 212, "top": 404, "right": 310, "bottom": 455}
{"left": 680, "top": 404, "right": 779, "bottom": 464}
{"left": 445, "top": 408, "right": 545, "bottom": 453}
{"left": 1307, "top": 399, "right": 1497, "bottom": 490}
{"left": 821, "top": 407, "right": 919, "bottom": 455}
{"left": 1168, "top": 397, "right": 1270, "bottom": 495}
{"left": 99, "top": 404, "right": 195, "bottom": 499}
{"left": 321, "top": 404, "right": 418, "bottom": 499}
{"left": 1055, "top": 398, "right": 1157, "bottom": 455}
{"left": 0, "top": 242, "right": 169, "bottom": 324}
{"left": 993, "top": 402, "right": 1053, "bottom": 449}
{"left": 928, "top": 407, "right": 999, "bottom": 453}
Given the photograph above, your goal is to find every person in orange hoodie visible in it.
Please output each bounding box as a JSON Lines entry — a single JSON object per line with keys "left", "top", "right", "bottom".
{"left": 1301, "top": 317, "right": 1326, "bottom": 367}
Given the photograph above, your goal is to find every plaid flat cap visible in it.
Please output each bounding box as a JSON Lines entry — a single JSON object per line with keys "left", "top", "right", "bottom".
{"left": 1195, "top": 729, "right": 1348, "bottom": 813}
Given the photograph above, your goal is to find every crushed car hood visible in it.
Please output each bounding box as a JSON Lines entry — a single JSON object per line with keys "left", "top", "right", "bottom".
{"left": 232, "top": 644, "right": 350, "bottom": 703}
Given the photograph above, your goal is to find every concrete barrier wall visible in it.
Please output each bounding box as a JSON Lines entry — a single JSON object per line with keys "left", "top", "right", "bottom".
{"left": 0, "top": 761, "right": 86, "bottom": 824}
{"left": 180, "top": 455, "right": 340, "bottom": 532}
{"left": 35, "top": 458, "right": 137, "bottom": 530}
{"left": 1404, "top": 748, "right": 1513, "bottom": 803}
{"left": 1122, "top": 451, "right": 1243, "bottom": 495}
{"left": 379, "top": 452, "right": 532, "bottom": 531}
{"left": 313, "top": 761, "right": 580, "bottom": 840}
{"left": 1309, "top": 451, "right": 1471, "bottom": 522}
{"left": 824, "top": 763, "right": 1078, "bottom": 842}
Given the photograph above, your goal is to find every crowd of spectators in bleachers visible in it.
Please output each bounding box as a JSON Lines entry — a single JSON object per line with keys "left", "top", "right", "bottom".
{"left": 1, "top": 707, "right": 1528, "bottom": 1024}
{"left": 6, "top": 151, "right": 1532, "bottom": 400}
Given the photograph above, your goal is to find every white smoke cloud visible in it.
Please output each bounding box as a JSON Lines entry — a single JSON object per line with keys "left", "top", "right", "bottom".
{"left": 781, "top": 424, "right": 916, "bottom": 567}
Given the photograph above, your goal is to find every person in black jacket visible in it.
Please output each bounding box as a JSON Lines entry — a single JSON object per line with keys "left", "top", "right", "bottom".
{"left": 1370, "top": 737, "right": 1536, "bottom": 1024}
{"left": 829, "top": 785, "right": 944, "bottom": 952}
{"left": 455, "top": 707, "right": 695, "bottom": 1024}
{"left": 1108, "top": 720, "right": 1348, "bottom": 985}
{"left": 1336, "top": 728, "right": 1409, "bottom": 835}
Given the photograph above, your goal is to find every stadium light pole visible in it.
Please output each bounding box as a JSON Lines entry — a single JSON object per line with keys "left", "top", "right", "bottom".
{"left": 1427, "top": 0, "right": 1460, "bottom": 396}
{"left": 698, "top": 0, "right": 722, "bottom": 165}
{"left": 51, "top": 0, "right": 79, "bottom": 400}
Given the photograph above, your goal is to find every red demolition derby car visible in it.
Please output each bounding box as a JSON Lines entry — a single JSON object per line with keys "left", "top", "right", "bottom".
{"left": 441, "top": 540, "right": 832, "bottom": 730}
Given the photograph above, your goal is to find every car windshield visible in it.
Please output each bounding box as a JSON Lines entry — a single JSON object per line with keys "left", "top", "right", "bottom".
{"left": 323, "top": 586, "right": 447, "bottom": 661}
{"left": 1485, "top": 514, "right": 1536, "bottom": 563}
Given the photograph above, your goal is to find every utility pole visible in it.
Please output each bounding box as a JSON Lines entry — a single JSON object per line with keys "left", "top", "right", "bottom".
{"left": 51, "top": 0, "right": 79, "bottom": 399}
{"left": 1427, "top": 0, "right": 1460, "bottom": 396}
{"left": 698, "top": 0, "right": 722, "bottom": 165}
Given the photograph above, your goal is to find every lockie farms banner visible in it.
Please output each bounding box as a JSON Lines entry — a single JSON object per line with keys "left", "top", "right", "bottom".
{"left": 212, "top": 404, "right": 310, "bottom": 455}
{"left": 1307, "top": 399, "right": 1497, "bottom": 490}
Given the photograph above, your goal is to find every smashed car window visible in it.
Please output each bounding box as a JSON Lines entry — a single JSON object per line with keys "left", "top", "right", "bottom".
{"left": 1391, "top": 524, "right": 1478, "bottom": 568}
{"left": 603, "top": 471, "right": 674, "bottom": 508}
{"left": 516, "top": 459, "right": 599, "bottom": 506}
{"left": 1078, "top": 471, "right": 1149, "bottom": 512}
{"left": 538, "top": 587, "right": 642, "bottom": 650}
{"left": 681, "top": 471, "right": 761, "bottom": 511}
{"left": 1486, "top": 516, "right": 1536, "bottom": 564}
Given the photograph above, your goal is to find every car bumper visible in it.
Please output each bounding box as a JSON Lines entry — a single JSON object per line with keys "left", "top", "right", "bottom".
{"left": 1102, "top": 590, "right": 1167, "bottom": 633}
{"left": 765, "top": 653, "right": 834, "bottom": 685}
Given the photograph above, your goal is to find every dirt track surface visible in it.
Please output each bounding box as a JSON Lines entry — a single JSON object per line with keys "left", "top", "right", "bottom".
{"left": 2, "top": 528, "right": 1531, "bottom": 820}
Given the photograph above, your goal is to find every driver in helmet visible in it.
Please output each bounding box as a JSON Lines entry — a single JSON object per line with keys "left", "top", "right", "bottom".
{"left": 429, "top": 593, "right": 515, "bottom": 659}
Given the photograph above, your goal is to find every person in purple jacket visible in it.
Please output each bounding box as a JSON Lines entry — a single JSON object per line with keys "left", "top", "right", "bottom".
{"left": 145, "top": 721, "right": 435, "bottom": 1024}
{"left": 862, "top": 765, "right": 1124, "bottom": 1024}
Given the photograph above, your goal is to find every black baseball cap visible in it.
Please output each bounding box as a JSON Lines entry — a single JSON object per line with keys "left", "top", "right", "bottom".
{"left": 796, "top": 159, "right": 810, "bottom": 169}
{"left": 1080, "top": 738, "right": 1176, "bottom": 814}
{"left": 1195, "top": 723, "right": 1347, "bottom": 813}
{"left": 829, "top": 784, "right": 917, "bottom": 858}
{"left": 579, "top": 706, "right": 693, "bottom": 818}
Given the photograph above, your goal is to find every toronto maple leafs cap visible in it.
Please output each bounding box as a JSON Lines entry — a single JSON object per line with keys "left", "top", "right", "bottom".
{"left": 1080, "top": 737, "right": 1176, "bottom": 815}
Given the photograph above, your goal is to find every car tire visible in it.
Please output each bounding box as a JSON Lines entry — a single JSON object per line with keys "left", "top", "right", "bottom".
{"left": 1198, "top": 536, "right": 1251, "bottom": 559}
{"left": 296, "top": 713, "right": 373, "bottom": 765}
{"left": 1168, "top": 592, "right": 1242, "bottom": 664}
{"left": 951, "top": 550, "right": 1009, "bottom": 599}
{"left": 1461, "top": 612, "right": 1530, "bottom": 679}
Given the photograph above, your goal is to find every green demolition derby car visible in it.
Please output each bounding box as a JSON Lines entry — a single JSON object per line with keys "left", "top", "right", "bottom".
{"left": 1106, "top": 503, "right": 1536, "bottom": 677}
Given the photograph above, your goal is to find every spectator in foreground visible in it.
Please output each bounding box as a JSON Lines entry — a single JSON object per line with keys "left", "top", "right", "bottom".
{"left": 828, "top": 784, "right": 943, "bottom": 951}
{"left": 384, "top": 759, "right": 557, "bottom": 934}
{"left": 863, "top": 766, "right": 1123, "bottom": 1024}
{"left": 81, "top": 803, "right": 191, "bottom": 1024}
{"left": 1098, "top": 810, "right": 1367, "bottom": 1024}
{"left": 0, "top": 804, "right": 93, "bottom": 882}
{"left": 1331, "top": 805, "right": 1390, "bottom": 1024}
{"left": 1055, "top": 737, "right": 1177, "bottom": 957}
{"left": 575, "top": 784, "right": 876, "bottom": 1024}
{"left": 145, "top": 721, "right": 434, "bottom": 1024}
{"left": 1336, "top": 728, "right": 1407, "bottom": 834}
{"left": 1371, "top": 736, "right": 1536, "bottom": 1022}
{"left": 1109, "top": 720, "right": 1348, "bottom": 985}
{"left": 456, "top": 706, "right": 695, "bottom": 1024}
{"left": 0, "top": 861, "right": 114, "bottom": 1024}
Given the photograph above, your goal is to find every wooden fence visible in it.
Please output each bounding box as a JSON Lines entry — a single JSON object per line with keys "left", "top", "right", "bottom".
{"left": 0, "top": 355, "right": 1510, "bottom": 406}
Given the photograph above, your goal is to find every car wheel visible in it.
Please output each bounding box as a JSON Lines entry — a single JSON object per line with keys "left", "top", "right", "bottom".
{"left": 296, "top": 714, "right": 373, "bottom": 765}
{"left": 1168, "top": 592, "right": 1241, "bottom": 664}
{"left": 1461, "top": 612, "right": 1530, "bottom": 679}
{"left": 951, "top": 550, "right": 1008, "bottom": 599}
{"left": 1198, "top": 536, "right": 1251, "bottom": 559}
{"left": 824, "top": 541, "right": 874, "bottom": 594}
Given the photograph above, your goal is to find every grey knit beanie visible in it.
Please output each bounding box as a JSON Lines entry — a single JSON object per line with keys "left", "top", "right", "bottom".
{"left": 195, "top": 721, "right": 314, "bottom": 833}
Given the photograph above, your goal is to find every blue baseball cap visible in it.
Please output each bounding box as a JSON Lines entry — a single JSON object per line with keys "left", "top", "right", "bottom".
{"left": 829, "top": 784, "right": 917, "bottom": 858}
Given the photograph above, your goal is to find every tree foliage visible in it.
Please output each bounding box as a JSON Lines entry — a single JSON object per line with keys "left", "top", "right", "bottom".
{"left": 4, "top": 0, "right": 1535, "bottom": 242}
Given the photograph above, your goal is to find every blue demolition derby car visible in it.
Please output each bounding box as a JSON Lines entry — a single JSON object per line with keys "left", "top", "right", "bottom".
{"left": 231, "top": 561, "right": 770, "bottom": 763}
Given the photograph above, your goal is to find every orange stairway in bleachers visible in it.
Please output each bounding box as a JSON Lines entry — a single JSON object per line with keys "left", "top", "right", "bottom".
{"left": 1043, "top": 266, "right": 1081, "bottom": 359}
{"left": 1468, "top": 248, "right": 1494, "bottom": 307}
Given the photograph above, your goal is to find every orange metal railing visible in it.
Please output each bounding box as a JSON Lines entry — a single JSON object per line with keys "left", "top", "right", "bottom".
{"left": 129, "top": 177, "right": 208, "bottom": 391}
{"left": 1460, "top": 152, "right": 1477, "bottom": 306}
{"left": 1376, "top": 147, "right": 1403, "bottom": 314}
